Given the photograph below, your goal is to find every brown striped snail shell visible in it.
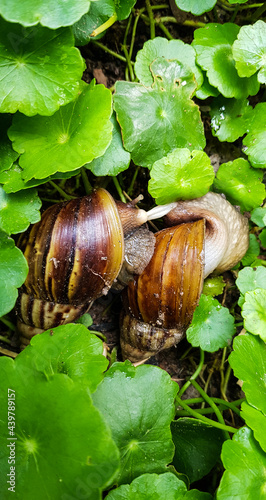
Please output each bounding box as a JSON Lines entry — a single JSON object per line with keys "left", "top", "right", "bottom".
{"left": 120, "top": 193, "right": 249, "bottom": 362}
{"left": 16, "top": 188, "right": 173, "bottom": 348}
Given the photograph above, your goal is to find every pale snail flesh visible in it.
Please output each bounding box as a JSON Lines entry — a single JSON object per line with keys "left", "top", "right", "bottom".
{"left": 16, "top": 188, "right": 173, "bottom": 348}
{"left": 120, "top": 192, "right": 250, "bottom": 362}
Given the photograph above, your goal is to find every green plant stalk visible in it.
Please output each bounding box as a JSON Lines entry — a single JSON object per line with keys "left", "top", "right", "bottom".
{"left": 178, "top": 348, "right": 205, "bottom": 398}
{"left": 0, "top": 335, "right": 11, "bottom": 344}
{"left": 159, "top": 16, "right": 205, "bottom": 28}
{"left": 81, "top": 167, "right": 93, "bottom": 195}
{"left": 0, "top": 316, "right": 16, "bottom": 331}
{"left": 112, "top": 176, "right": 127, "bottom": 203}
{"left": 145, "top": 0, "right": 156, "bottom": 39}
{"left": 220, "top": 347, "right": 228, "bottom": 401}
{"left": 251, "top": 2, "right": 266, "bottom": 21}
{"left": 128, "top": 166, "right": 140, "bottom": 197}
{"left": 191, "top": 379, "right": 231, "bottom": 440}
{"left": 48, "top": 181, "right": 74, "bottom": 201}
{"left": 176, "top": 396, "right": 242, "bottom": 417}
{"left": 122, "top": 14, "right": 135, "bottom": 82}
{"left": 91, "top": 41, "right": 128, "bottom": 63}
{"left": 128, "top": 11, "right": 141, "bottom": 64}
{"left": 157, "top": 22, "right": 174, "bottom": 40}
{"left": 90, "top": 13, "right": 118, "bottom": 37}
{"left": 175, "top": 394, "right": 237, "bottom": 434}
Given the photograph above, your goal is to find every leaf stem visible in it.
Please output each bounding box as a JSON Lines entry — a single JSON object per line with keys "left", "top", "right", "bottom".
{"left": 128, "top": 166, "right": 140, "bottom": 197}
{"left": 251, "top": 2, "right": 266, "bottom": 21}
{"left": 157, "top": 22, "right": 174, "bottom": 40}
{"left": 0, "top": 316, "right": 16, "bottom": 331}
{"left": 90, "top": 13, "right": 118, "bottom": 37}
{"left": 178, "top": 348, "right": 205, "bottom": 398}
{"left": 175, "top": 394, "right": 237, "bottom": 434}
{"left": 112, "top": 176, "right": 127, "bottom": 202}
{"left": 179, "top": 396, "right": 243, "bottom": 416}
{"left": 145, "top": 0, "right": 156, "bottom": 39}
{"left": 48, "top": 181, "right": 74, "bottom": 201}
{"left": 81, "top": 167, "right": 93, "bottom": 195}
{"left": 91, "top": 41, "right": 128, "bottom": 63}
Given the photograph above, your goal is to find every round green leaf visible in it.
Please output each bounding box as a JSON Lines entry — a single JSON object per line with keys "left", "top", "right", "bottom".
{"left": 0, "top": 0, "right": 91, "bottom": 28}
{"left": 85, "top": 113, "right": 130, "bottom": 176}
{"left": 106, "top": 472, "right": 213, "bottom": 500}
{"left": 217, "top": 427, "right": 266, "bottom": 500}
{"left": 202, "top": 276, "right": 225, "bottom": 297}
{"left": 243, "top": 103, "right": 266, "bottom": 169}
{"left": 135, "top": 37, "right": 203, "bottom": 89}
{"left": 232, "top": 21, "right": 266, "bottom": 83}
{"left": 171, "top": 418, "right": 224, "bottom": 483}
{"left": 17, "top": 324, "right": 109, "bottom": 393}
{"left": 0, "top": 358, "right": 120, "bottom": 499}
{"left": 196, "top": 71, "right": 220, "bottom": 99}
{"left": 115, "top": 0, "right": 137, "bottom": 20}
{"left": 251, "top": 207, "right": 266, "bottom": 228}
{"left": 241, "top": 402, "right": 266, "bottom": 453}
{"left": 210, "top": 97, "right": 253, "bottom": 142}
{"left": 259, "top": 228, "right": 266, "bottom": 247}
{"left": 173, "top": 0, "right": 216, "bottom": 15}
{"left": 148, "top": 148, "right": 214, "bottom": 204}
{"left": 192, "top": 23, "right": 260, "bottom": 99}
{"left": 0, "top": 115, "right": 19, "bottom": 174}
{"left": 236, "top": 267, "right": 266, "bottom": 296}
{"left": 8, "top": 82, "right": 113, "bottom": 181}
{"left": 92, "top": 361, "right": 178, "bottom": 485}
{"left": 0, "top": 231, "right": 28, "bottom": 317}
{"left": 213, "top": 158, "right": 265, "bottom": 212}
{"left": 0, "top": 20, "right": 85, "bottom": 116}
{"left": 0, "top": 186, "right": 41, "bottom": 235}
{"left": 186, "top": 294, "right": 235, "bottom": 352}
{"left": 72, "top": 0, "right": 115, "bottom": 45}
{"left": 242, "top": 289, "right": 266, "bottom": 341}
{"left": 241, "top": 234, "right": 260, "bottom": 267}
{"left": 114, "top": 58, "right": 205, "bottom": 168}
{"left": 229, "top": 334, "right": 266, "bottom": 415}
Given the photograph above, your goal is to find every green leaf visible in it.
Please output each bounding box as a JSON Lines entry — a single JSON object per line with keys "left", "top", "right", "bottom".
{"left": 210, "top": 97, "right": 253, "bottom": 142}
{"left": 173, "top": 0, "right": 216, "bottom": 15}
{"left": 241, "top": 402, "right": 266, "bottom": 453}
{"left": 171, "top": 418, "right": 224, "bottom": 483}
{"left": 241, "top": 234, "right": 260, "bottom": 266}
{"left": 85, "top": 113, "right": 130, "bottom": 176}
{"left": 8, "top": 82, "right": 113, "bottom": 181}
{"left": 115, "top": 0, "right": 137, "bottom": 20}
{"left": 232, "top": 21, "right": 266, "bottom": 83}
{"left": 243, "top": 102, "right": 266, "bottom": 168}
{"left": 0, "top": 20, "right": 85, "bottom": 116}
{"left": 105, "top": 472, "right": 213, "bottom": 499}
{"left": 16, "top": 324, "right": 109, "bottom": 393}
{"left": 0, "top": 115, "right": 19, "bottom": 174}
{"left": 213, "top": 158, "right": 265, "bottom": 212}
{"left": 148, "top": 148, "right": 214, "bottom": 204}
{"left": 242, "top": 289, "right": 266, "bottom": 341}
{"left": 251, "top": 207, "right": 266, "bottom": 228}
{"left": 229, "top": 334, "right": 266, "bottom": 415}
{"left": 0, "top": 0, "right": 91, "bottom": 28}
{"left": 217, "top": 427, "right": 266, "bottom": 500}
{"left": 72, "top": 0, "right": 115, "bottom": 45}
{"left": 236, "top": 267, "right": 266, "bottom": 296}
{"left": 135, "top": 37, "right": 203, "bottom": 90}
{"left": 192, "top": 23, "right": 260, "bottom": 99}
{"left": 195, "top": 71, "right": 220, "bottom": 99}
{"left": 186, "top": 294, "right": 235, "bottom": 352}
{"left": 0, "top": 231, "right": 28, "bottom": 317}
{"left": 0, "top": 358, "right": 120, "bottom": 499}
{"left": 202, "top": 276, "right": 225, "bottom": 297}
{"left": 259, "top": 228, "right": 266, "bottom": 247}
{"left": 92, "top": 361, "right": 178, "bottom": 485}
{"left": 114, "top": 58, "right": 205, "bottom": 168}
{"left": 0, "top": 187, "right": 41, "bottom": 235}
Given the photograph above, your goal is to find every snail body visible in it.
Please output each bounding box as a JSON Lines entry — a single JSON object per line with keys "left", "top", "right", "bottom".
{"left": 16, "top": 188, "right": 171, "bottom": 347}
{"left": 120, "top": 192, "right": 249, "bottom": 362}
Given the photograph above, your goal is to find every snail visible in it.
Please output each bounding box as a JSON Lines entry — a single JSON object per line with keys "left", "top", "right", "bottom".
{"left": 16, "top": 188, "right": 174, "bottom": 347}
{"left": 120, "top": 192, "right": 249, "bottom": 362}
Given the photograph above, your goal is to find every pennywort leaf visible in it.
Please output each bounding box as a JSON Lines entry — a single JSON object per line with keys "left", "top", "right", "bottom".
{"left": 8, "top": 81, "right": 113, "bottom": 181}
{"left": 213, "top": 158, "right": 265, "bottom": 212}
{"left": 202, "top": 276, "right": 225, "bottom": 297}
{"left": 236, "top": 267, "right": 266, "bottom": 296}
{"left": 251, "top": 207, "right": 266, "bottom": 228}
{"left": 242, "top": 289, "right": 266, "bottom": 341}
{"left": 0, "top": 231, "right": 28, "bottom": 317}
{"left": 135, "top": 37, "right": 203, "bottom": 89}
{"left": 241, "top": 402, "right": 266, "bottom": 453}
{"left": 210, "top": 97, "right": 253, "bottom": 142}
{"left": 106, "top": 472, "right": 213, "bottom": 499}
{"left": 92, "top": 361, "right": 178, "bottom": 485}
{"left": 229, "top": 334, "right": 266, "bottom": 415}
{"left": 0, "top": 186, "right": 41, "bottom": 235}
{"left": 186, "top": 294, "right": 235, "bottom": 352}
{"left": 192, "top": 23, "right": 260, "bottom": 99}
{"left": 114, "top": 58, "right": 205, "bottom": 168}
{"left": 0, "top": 358, "right": 120, "bottom": 499}
{"left": 173, "top": 0, "right": 216, "bottom": 16}
{"left": 0, "top": 0, "right": 91, "bottom": 29}
{"left": 16, "top": 324, "right": 109, "bottom": 393}
{"left": 0, "top": 20, "right": 85, "bottom": 116}
{"left": 148, "top": 148, "right": 214, "bottom": 204}
{"left": 232, "top": 20, "right": 266, "bottom": 84}
{"left": 241, "top": 234, "right": 260, "bottom": 267}
{"left": 72, "top": 0, "right": 115, "bottom": 45}
{"left": 217, "top": 427, "right": 266, "bottom": 500}
{"left": 243, "top": 102, "right": 266, "bottom": 168}
{"left": 0, "top": 114, "right": 19, "bottom": 174}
